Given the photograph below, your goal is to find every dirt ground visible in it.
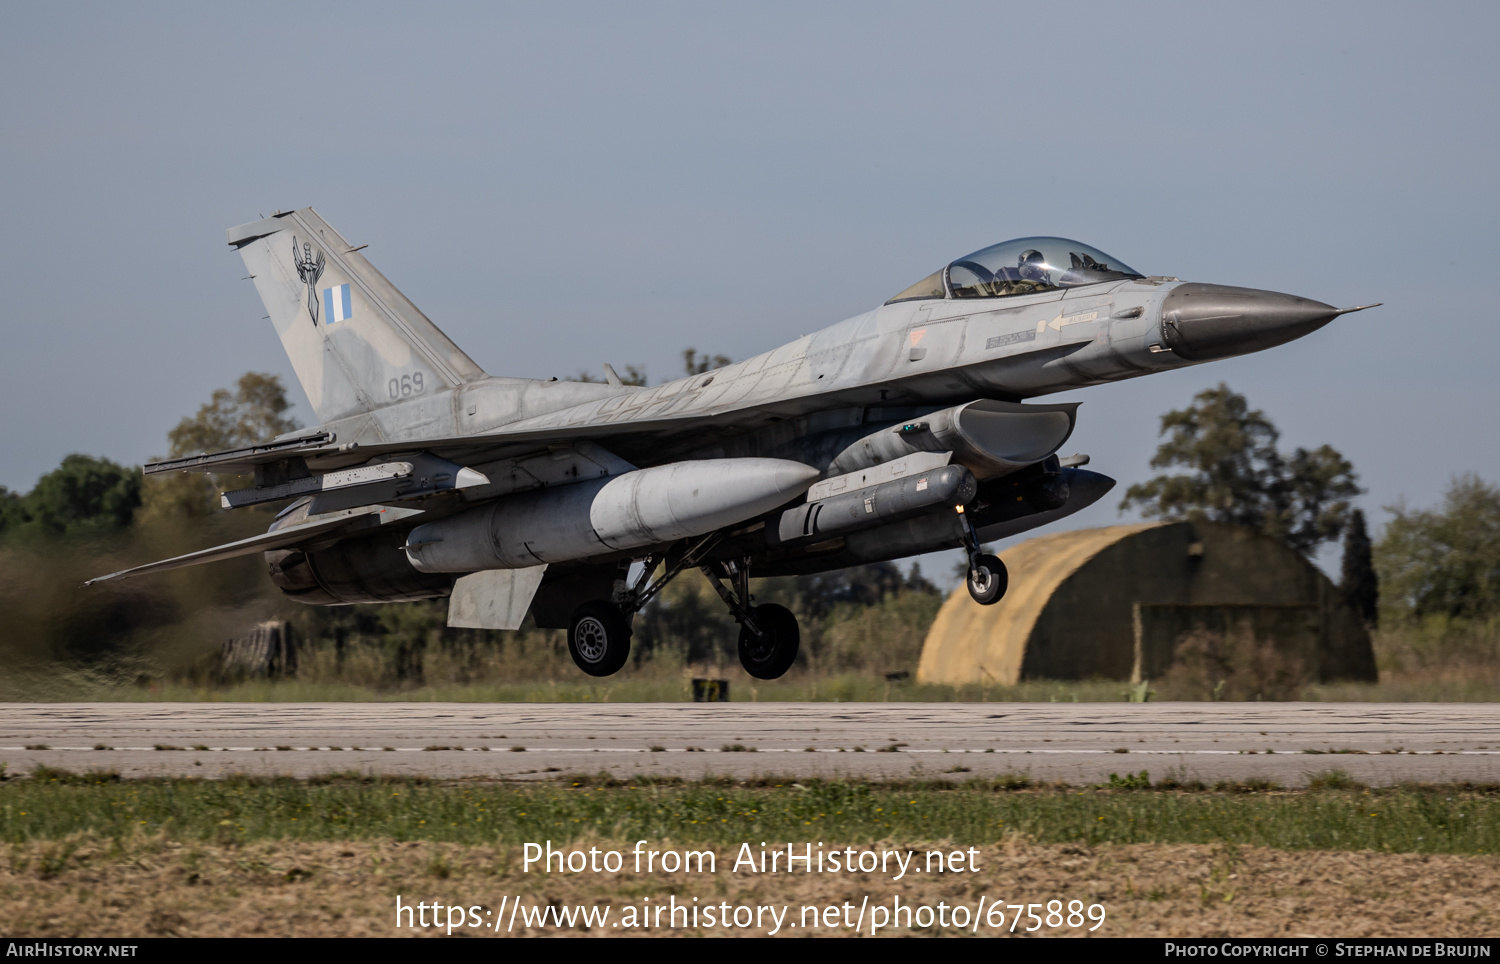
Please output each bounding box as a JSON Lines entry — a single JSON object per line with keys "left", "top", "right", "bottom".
{"left": 4, "top": 834, "right": 1496, "bottom": 938}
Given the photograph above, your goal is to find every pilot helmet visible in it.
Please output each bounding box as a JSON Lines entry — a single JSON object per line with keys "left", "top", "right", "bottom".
{"left": 1018, "top": 249, "right": 1049, "bottom": 283}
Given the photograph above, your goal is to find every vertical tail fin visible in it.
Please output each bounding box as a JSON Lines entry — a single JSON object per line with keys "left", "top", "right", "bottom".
{"left": 228, "top": 207, "right": 486, "bottom": 424}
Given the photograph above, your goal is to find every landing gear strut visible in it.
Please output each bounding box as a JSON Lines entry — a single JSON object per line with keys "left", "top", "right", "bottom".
{"left": 564, "top": 534, "right": 726, "bottom": 678}
{"left": 956, "top": 505, "right": 1008, "bottom": 606}
{"left": 567, "top": 533, "right": 801, "bottom": 680}
{"left": 701, "top": 557, "right": 799, "bottom": 680}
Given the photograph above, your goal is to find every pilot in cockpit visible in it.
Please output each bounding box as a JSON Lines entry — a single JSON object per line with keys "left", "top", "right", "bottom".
{"left": 1017, "top": 249, "right": 1051, "bottom": 286}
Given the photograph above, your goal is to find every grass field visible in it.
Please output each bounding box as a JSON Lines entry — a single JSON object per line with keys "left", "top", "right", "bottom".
{"left": 13, "top": 673, "right": 1496, "bottom": 704}
{"left": 4, "top": 770, "right": 1499, "bottom": 937}
{"left": 6, "top": 768, "right": 1499, "bottom": 855}
{"left": 6, "top": 616, "right": 1496, "bottom": 703}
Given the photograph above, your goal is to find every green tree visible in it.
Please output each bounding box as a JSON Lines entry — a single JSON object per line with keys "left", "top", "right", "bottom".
{"left": 1376, "top": 474, "right": 1500, "bottom": 622}
{"left": 572, "top": 347, "right": 729, "bottom": 388}
{"left": 138, "top": 372, "right": 300, "bottom": 521}
{"left": 570, "top": 364, "right": 648, "bottom": 386}
{"left": 683, "top": 348, "right": 731, "bottom": 376}
{"left": 0, "top": 486, "right": 24, "bottom": 534}
{"left": 4, "top": 455, "right": 142, "bottom": 538}
{"left": 1119, "top": 384, "right": 1361, "bottom": 556}
{"left": 164, "top": 372, "right": 299, "bottom": 459}
{"left": 1339, "top": 507, "right": 1379, "bottom": 626}
{"left": 1275, "top": 445, "right": 1362, "bottom": 553}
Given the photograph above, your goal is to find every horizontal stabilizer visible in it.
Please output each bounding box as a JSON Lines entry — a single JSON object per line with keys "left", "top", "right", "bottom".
{"left": 447, "top": 566, "right": 548, "bottom": 631}
{"left": 221, "top": 453, "right": 489, "bottom": 511}
{"left": 82, "top": 508, "right": 387, "bottom": 587}
{"left": 144, "top": 432, "right": 336, "bottom": 477}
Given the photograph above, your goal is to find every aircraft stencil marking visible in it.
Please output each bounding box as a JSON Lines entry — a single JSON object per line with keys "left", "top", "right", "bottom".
{"left": 986, "top": 331, "right": 1037, "bottom": 350}
{"left": 1045, "top": 310, "right": 1100, "bottom": 331}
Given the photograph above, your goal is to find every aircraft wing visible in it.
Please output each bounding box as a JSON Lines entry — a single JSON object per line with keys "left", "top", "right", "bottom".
{"left": 143, "top": 409, "right": 771, "bottom": 478}
{"left": 83, "top": 507, "right": 390, "bottom": 586}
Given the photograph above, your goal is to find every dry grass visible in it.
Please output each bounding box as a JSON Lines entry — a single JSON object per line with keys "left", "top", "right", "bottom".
{"left": 5, "top": 599, "right": 1498, "bottom": 704}
{"left": 1309, "top": 619, "right": 1500, "bottom": 702}
{"left": 1156, "top": 625, "right": 1308, "bottom": 702}
{"left": 3, "top": 832, "right": 1495, "bottom": 937}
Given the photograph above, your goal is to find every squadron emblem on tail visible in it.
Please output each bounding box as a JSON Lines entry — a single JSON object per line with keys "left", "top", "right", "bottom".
{"left": 292, "top": 237, "right": 325, "bottom": 324}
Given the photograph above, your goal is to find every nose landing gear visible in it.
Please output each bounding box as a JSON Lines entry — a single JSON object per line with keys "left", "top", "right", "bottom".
{"left": 956, "top": 505, "right": 1008, "bottom": 606}
{"left": 966, "top": 553, "right": 1008, "bottom": 605}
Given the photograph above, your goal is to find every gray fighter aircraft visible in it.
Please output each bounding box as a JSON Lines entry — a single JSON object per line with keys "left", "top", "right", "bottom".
{"left": 87, "top": 208, "right": 1377, "bottom": 679}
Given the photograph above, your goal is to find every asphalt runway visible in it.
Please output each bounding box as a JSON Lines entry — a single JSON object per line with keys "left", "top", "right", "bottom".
{"left": 4, "top": 702, "right": 1499, "bottom": 786}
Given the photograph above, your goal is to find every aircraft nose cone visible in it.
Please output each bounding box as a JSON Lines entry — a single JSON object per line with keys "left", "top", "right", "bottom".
{"left": 1160, "top": 283, "right": 1341, "bottom": 361}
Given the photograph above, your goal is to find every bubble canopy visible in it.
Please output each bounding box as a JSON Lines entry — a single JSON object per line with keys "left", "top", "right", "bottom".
{"left": 886, "top": 237, "right": 1144, "bottom": 304}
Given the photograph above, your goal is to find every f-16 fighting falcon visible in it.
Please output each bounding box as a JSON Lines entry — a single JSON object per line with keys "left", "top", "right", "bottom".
{"left": 87, "top": 209, "right": 1378, "bottom": 680}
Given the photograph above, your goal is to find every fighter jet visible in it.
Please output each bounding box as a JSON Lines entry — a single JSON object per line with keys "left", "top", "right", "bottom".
{"left": 87, "top": 208, "right": 1377, "bottom": 680}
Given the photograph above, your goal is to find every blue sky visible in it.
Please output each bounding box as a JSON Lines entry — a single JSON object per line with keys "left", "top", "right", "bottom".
{"left": 2, "top": 2, "right": 1496, "bottom": 574}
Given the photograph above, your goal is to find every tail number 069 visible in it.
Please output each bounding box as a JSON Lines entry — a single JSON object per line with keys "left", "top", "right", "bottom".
{"left": 388, "top": 372, "right": 425, "bottom": 399}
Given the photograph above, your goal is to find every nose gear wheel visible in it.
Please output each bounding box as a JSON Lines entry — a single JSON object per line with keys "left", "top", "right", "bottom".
{"left": 966, "top": 553, "right": 1008, "bottom": 605}
{"left": 955, "top": 505, "right": 1007, "bottom": 606}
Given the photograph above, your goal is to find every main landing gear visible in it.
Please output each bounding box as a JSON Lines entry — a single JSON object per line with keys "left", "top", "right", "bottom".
{"left": 956, "top": 505, "right": 1008, "bottom": 606}
{"left": 735, "top": 602, "right": 799, "bottom": 680}
{"left": 563, "top": 532, "right": 801, "bottom": 680}
{"left": 567, "top": 601, "right": 633, "bottom": 677}
{"left": 699, "top": 558, "right": 799, "bottom": 680}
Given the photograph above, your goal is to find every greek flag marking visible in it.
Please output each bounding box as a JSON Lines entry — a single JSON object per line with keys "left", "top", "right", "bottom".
{"left": 322, "top": 284, "right": 352, "bottom": 324}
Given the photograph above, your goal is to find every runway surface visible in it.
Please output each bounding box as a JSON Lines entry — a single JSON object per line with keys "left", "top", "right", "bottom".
{"left": 2, "top": 702, "right": 1498, "bottom": 785}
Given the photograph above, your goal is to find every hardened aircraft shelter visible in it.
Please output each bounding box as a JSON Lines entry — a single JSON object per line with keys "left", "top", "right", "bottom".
{"left": 917, "top": 522, "right": 1377, "bottom": 687}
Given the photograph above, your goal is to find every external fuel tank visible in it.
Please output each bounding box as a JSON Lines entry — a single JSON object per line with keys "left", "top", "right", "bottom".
{"left": 404, "top": 457, "right": 819, "bottom": 572}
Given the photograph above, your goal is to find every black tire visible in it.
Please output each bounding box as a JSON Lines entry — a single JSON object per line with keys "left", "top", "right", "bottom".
{"left": 738, "top": 603, "right": 800, "bottom": 680}
{"left": 966, "top": 553, "right": 1008, "bottom": 605}
{"left": 568, "top": 601, "right": 633, "bottom": 677}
